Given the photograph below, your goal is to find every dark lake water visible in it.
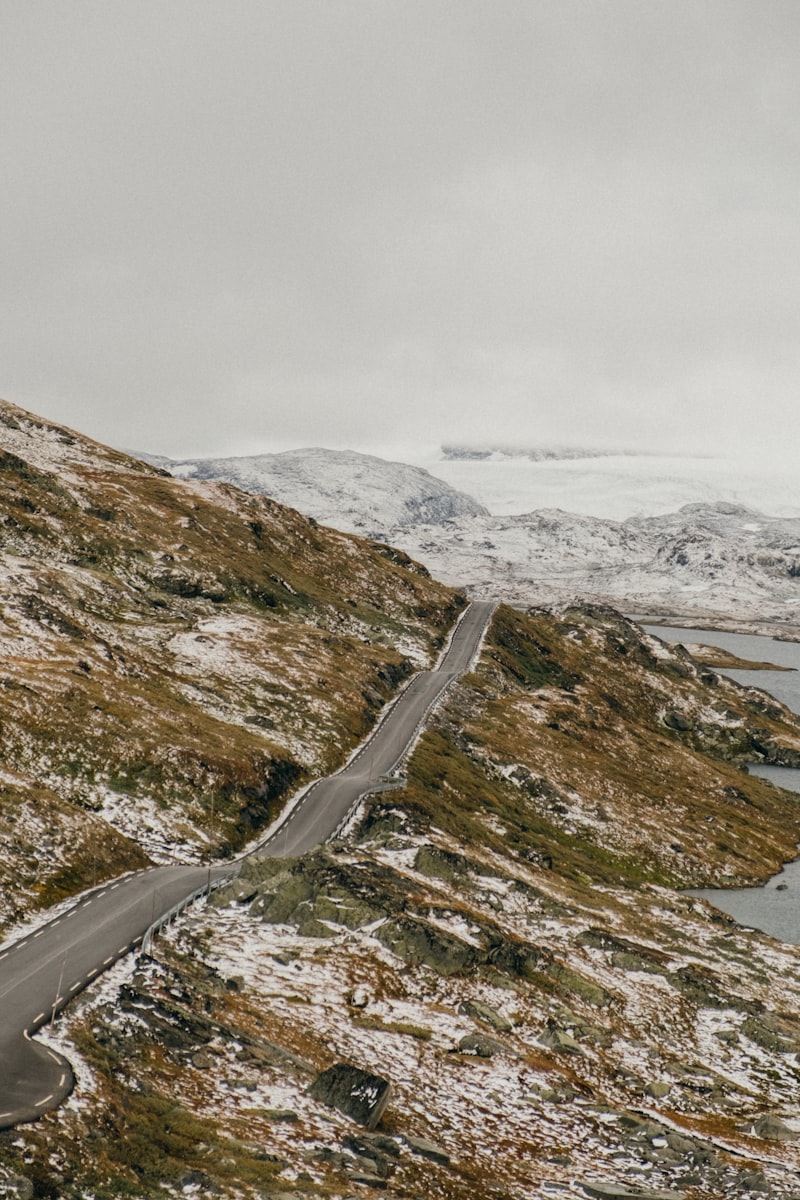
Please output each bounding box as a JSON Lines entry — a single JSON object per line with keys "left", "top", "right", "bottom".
{"left": 642, "top": 622, "right": 800, "bottom": 943}
{"left": 642, "top": 623, "right": 800, "bottom": 715}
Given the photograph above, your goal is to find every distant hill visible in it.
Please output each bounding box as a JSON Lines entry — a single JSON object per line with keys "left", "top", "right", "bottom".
{"left": 137, "top": 443, "right": 800, "bottom": 628}
{"left": 137, "top": 446, "right": 488, "bottom": 537}
{"left": 396, "top": 500, "right": 800, "bottom": 627}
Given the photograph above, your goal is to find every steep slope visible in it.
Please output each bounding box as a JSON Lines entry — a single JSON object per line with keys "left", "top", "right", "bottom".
{"left": 0, "top": 399, "right": 463, "bottom": 929}
{"left": 143, "top": 446, "right": 488, "bottom": 538}
{"left": 8, "top": 606, "right": 800, "bottom": 1198}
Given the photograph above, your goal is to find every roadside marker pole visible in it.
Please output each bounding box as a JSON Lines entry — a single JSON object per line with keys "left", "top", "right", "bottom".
{"left": 50, "top": 952, "right": 66, "bottom": 1032}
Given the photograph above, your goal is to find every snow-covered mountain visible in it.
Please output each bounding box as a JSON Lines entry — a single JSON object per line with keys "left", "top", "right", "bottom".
{"left": 440, "top": 442, "right": 634, "bottom": 462}
{"left": 412, "top": 448, "right": 800, "bottom": 521}
{"left": 140, "top": 443, "right": 800, "bottom": 627}
{"left": 396, "top": 501, "right": 800, "bottom": 625}
{"left": 139, "top": 447, "right": 487, "bottom": 538}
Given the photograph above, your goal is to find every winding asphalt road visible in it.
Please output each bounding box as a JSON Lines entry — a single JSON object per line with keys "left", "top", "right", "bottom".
{"left": 0, "top": 600, "right": 494, "bottom": 1128}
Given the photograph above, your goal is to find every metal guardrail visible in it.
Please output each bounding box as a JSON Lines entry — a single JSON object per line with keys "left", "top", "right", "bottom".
{"left": 140, "top": 871, "right": 235, "bottom": 955}
{"left": 329, "top": 776, "right": 407, "bottom": 841}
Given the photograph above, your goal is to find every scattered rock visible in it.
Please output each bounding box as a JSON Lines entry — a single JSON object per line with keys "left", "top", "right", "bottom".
{"left": 663, "top": 710, "right": 694, "bottom": 732}
{"left": 264, "top": 1109, "right": 299, "bottom": 1122}
{"left": 404, "top": 1135, "right": 450, "bottom": 1165}
{"left": 752, "top": 1113, "right": 798, "bottom": 1142}
{"left": 309, "top": 1063, "right": 392, "bottom": 1129}
{"left": 741, "top": 1012, "right": 800, "bottom": 1054}
{"left": 456, "top": 1033, "right": 510, "bottom": 1057}
{"left": 177, "top": 1169, "right": 220, "bottom": 1195}
{"left": 376, "top": 915, "right": 478, "bottom": 975}
{"left": 0, "top": 1176, "right": 34, "bottom": 1200}
{"left": 581, "top": 1183, "right": 684, "bottom": 1199}
{"left": 540, "top": 1026, "right": 584, "bottom": 1055}
{"left": 644, "top": 1081, "right": 671, "bottom": 1099}
{"left": 343, "top": 1132, "right": 401, "bottom": 1160}
{"left": 668, "top": 964, "right": 750, "bottom": 1011}
{"left": 734, "top": 1169, "right": 772, "bottom": 1193}
{"left": 414, "top": 844, "right": 472, "bottom": 882}
{"left": 458, "top": 998, "right": 513, "bottom": 1032}
{"left": 237, "top": 1036, "right": 315, "bottom": 1076}
{"left": 547, "top": 962, "right": 611, "bottom": 1006}
{"left": 346, "top": 1171, "right": 388, "bottom": 1189}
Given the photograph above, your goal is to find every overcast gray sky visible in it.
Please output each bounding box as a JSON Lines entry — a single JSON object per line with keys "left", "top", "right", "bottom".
{"left": 3, "top": 1, "right": 800, "bottom": 460}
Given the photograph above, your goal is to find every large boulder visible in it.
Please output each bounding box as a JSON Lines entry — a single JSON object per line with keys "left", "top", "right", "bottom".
{"left": 752, "top": 1113, "right": 798, "bottom": 1142}
{"left": 581, "top": 1184, "right": 684, "bottom": 1199}
{"left": 404, "top": 1135, "right": 450, "bottom": 1165}
{"left": 457, "top": 1033, "right": 510, "bottom": 1058}
{"left": 458, "top": 998, "right": 512, "bottom": 1032}
{"left": 375, "top": 915, "right": 478, "bottom": 976}
{"left": 308, "top": 1063, "right": 392, "bottom": 1129}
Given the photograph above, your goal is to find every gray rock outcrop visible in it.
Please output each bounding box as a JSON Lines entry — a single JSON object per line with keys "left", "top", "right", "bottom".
{"left": 308, "top": 1063, "right": 392, "bottom": 1129}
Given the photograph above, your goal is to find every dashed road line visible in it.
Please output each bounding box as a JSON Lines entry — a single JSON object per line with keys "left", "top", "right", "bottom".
{"left": 34, "top": 1094, "right": 54, "bottom": 1108}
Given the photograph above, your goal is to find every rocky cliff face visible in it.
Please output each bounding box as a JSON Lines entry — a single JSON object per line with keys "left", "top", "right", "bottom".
{"left": 6, "top": 602, "right": 800, "bottom": 1198}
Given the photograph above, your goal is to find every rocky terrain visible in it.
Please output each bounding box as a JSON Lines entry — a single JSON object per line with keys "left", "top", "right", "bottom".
{"left": 5, "top": 593, "right": 800, "bottom": 1197}
{"left": 5, "top": 404, "right": 800, "bottom": 1197}
{"left": 397, "top": 502, "right": 800, "bottom": 629}
{"left": 0, "top": 399, "right": 462, "bottom": 929}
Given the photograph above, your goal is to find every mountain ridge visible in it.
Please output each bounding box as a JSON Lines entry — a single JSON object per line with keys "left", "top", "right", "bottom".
{"left": 137, "top": 446, "right": 488, "bottom": 538}
{"left": 135, "top": 442, "right": 800, "bottom": 628}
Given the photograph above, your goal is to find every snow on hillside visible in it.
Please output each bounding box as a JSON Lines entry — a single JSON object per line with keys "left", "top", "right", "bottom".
{"left": 412, "top": 449, "right": 800, "bottom": 521}
{"left": 141, "top": 447, "right": 487, "bottom": 538}
{"left": 395, "top": 501, "right": 800, "bottom": 625}
{"left": 137, "top": 439, "right": 800, "bottom": 624}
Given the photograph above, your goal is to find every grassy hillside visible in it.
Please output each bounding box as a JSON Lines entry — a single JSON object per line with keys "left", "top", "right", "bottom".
{"left": 0, "top": 399, "right": 463, "bottom": 928}
{"left": 7, "top": 605, "right": 800, "bottom": 1198}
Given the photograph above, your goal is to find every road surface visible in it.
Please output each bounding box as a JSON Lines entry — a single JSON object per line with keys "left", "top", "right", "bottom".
{"left": 0, "top": 600, "right": 494, "bottom": 1127}
{"left": 255, "top": 599, "right": 496, "bottom": 856}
